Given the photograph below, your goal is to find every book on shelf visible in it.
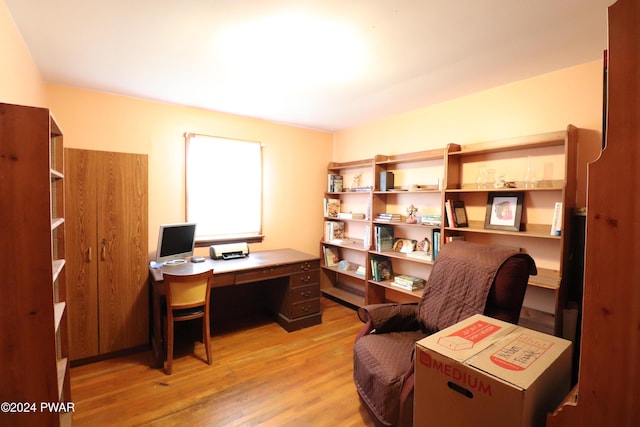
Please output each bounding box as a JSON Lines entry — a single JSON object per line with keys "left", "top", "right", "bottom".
{"left": 370, "top": 255, "right": 393, "bottom": 281}
{"left": 323, "top": 245, "right": 340, "bottom": 267}
{"left": 550, "top": 202, "right": 563, "bottom": 236}
{"left": 432, "top": 229, "right": 441, "bottom": 259}
{"left": 324, "top": 198, "right": 341, "bottom": 218}
{"left": 376, "top": 213, "right": 402, "bottom": 222}
{"left": 451, "top": 200, "right": 469, "bottom": 227}
{"left": 421, "top": 213, "right": 442, "bottom": 226}
{"left": 355, "top": 265, "right": 366, "bottom": 277}
{"left": 337, "top": 212, "right": 366, "bottom": 219}
{"left": 328, "top": 174, "right": 343, "bottom": 192}
{"left": 392, "top": 238, "right": 417, "bottom": 253}
{"left": 324, "top": 221, "right": 345, "bottom": 241}
{"left": 363, "top": 224, "right": 371, "bottom": 250}
{"left": 374, "top": 224, "right": 395, "bottom": 252}
{"left": 445, "top": 200, "right": 468, "bottom": 227}
{"left": 444, "top": 200, "right": 455, "bottom": 227}
{"left": 392, "top": 274, "right": 426, "bottom": 291}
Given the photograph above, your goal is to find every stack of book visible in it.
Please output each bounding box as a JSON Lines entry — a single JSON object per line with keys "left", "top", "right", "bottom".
{"left": 421, "top": 213, "right": 442, "bottom": 226}
{"left": 376, "top": 213, "right": 402, "bottom": 222}
{"left": 392, "top": 274, "right": 426, "bottom": 291}
{"left": 348, "top": 186, "right": 374, "bottom": 192}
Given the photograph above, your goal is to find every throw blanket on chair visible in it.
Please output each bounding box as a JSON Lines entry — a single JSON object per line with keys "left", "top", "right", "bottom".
{"left": 417, "top": 241, "right": 529, "bottom": 333}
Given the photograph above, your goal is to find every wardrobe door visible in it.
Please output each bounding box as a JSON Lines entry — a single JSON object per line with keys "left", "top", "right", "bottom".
{"left": 96, "top": 151, "right": 149, "bottom": 353}
{"left": 65, "top": 149, "right": 100, "bottom": 360}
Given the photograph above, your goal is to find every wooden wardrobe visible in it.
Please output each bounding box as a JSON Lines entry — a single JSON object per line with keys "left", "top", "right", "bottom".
{"left": 548, "top": 0, "right": 639, "bottom": 425}
{"left": 65, "top": 148, "right": 149, "bottom": 361}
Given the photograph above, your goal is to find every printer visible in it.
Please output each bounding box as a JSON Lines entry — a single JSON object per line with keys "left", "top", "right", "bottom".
{"left": 209, "top": 242, "right": 250, "bottom": 260}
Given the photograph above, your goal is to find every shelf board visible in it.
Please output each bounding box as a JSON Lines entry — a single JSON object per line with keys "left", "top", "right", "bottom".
{"left": 54, "top": 302, "right": 66, "bottom": 332}
{"left": 373, "top": 220, "right": 440, "bottom": 229}
{"left": 326, "top": 190, "right": 372, "bottom": 195}
{"left": 373, "top": 188, "right": 441, "bottom": 194}
{"left": 446, "top": 221, "right": 561, "bottom": 240}
{"left": 321, "top": 239, "right": 368, "bottom": 252}
{"left": 50, "top": 169, "right": 64, "bottom": 180}
{"left": 529, "top": 268, "right": 561, "bottom": 290}
{"left": 374, "top": 148, "right": 444, "bottom": 165}
{"left": 327, "top": 158, "right": 374, "bottom": 171}
{"left": 51, "top": 217, "right": 65, "bottom": 230}
{"left": 446, "top": 180, "right": 565, "bottom": 192}
{"left": 52, "top": 259, "right": 66, "bottom": 282}
{"left": 321, "top": 286, "right": 365, "bottom": 308}
{"left": 56, "top": 357, "right": 68, "bottom": 399}
{"left": 369, "top": 279, "right": 424, "bottom": 299}
{"left": 369, "top": 250, "right": 434, "bottom": 264}
{"left": 321, "top": 264, "right": 367, "bottom": 280}
{"left": 518, "top": 307, "right": 555, "bottom": 335}
{"left": 448, "top": 131, "right": 567, "bottom": 156}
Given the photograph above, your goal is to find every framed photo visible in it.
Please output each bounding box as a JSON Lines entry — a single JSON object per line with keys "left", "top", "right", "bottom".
{"left": 484, "top": 192, "right": 523, "bottom": 231}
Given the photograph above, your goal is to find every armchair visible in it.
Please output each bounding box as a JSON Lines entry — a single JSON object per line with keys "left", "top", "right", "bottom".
{"left": 353, "top": 241, "right": 536, "bottom": 427}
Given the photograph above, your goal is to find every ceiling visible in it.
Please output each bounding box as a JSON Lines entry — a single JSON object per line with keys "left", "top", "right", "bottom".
{"left": 6, "top": 0, "right": 612, "bottom": 132}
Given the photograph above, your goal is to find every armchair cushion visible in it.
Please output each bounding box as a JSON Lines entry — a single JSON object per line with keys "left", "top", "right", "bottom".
{"left": 353, "top": 330, "right": 426, "bottom": 426}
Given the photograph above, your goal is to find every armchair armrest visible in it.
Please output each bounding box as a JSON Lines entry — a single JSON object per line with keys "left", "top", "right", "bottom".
{"left": 356, "top": 303, "right": 419, "bottom": 336}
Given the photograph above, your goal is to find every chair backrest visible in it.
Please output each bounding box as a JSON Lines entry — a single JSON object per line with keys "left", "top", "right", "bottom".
{"left": 483, "top": 255, "right": 533, "bottom": 323}
{"left": 416, "top": 241, "right": 535, "bottom": 333}
{"left": 163, "top": 269, "right": 213, "bottom": 309}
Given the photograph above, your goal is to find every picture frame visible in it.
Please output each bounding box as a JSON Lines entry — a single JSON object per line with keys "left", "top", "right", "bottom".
{"left": 484, "top": 192, "right": 523, "bottom": 231}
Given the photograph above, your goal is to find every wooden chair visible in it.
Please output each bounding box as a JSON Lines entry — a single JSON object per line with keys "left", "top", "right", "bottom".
{"left": 162, "top": 269, "right": 214, "bottom": 375}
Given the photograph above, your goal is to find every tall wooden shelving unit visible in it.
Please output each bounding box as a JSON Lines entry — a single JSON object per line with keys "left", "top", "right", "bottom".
{"left": 321, "top": 127, "right": 579, "bottom": 336}
{"left": 443, "top": 127, "right": 577, "bottom": 336}
{"left": 320, "top": 158, "right": 374, "bottom": 307}
{"left": 548, "top": 0, "right": 640, "bottom": 425}
{"left": 0, "top": 103, "right": 71, "bottom": 426}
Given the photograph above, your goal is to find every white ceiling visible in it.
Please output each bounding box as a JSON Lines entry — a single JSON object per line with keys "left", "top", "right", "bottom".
{"left": 5, "top": 0, "right": 612, "bottom": 132}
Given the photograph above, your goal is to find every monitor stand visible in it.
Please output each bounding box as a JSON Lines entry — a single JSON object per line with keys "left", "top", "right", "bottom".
{"left": 164, "top": 259, "right": 187, "bottom": 266}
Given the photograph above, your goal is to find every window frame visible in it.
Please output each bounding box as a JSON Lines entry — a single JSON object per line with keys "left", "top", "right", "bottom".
{"left": 185, "top": 133, "right": 264, "bottom": 247}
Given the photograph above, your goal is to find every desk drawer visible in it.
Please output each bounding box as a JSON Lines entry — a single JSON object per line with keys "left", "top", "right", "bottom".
{"left": 291, "top": 284, "right": 320, "bottom": 303}
{"left": 235, "top": 265, "right": 292, "bottom": 284}
{"left": 290, "top": 270, "right": 319, "bottom": 288}
{"left": 212, "top": 272, "right": 235, "bottom": 287}
{"left": 292, "top": 260, "right": 320, "bottom": 272}
{"left": 291, "top": 299, "right": 320, "bottom": 319}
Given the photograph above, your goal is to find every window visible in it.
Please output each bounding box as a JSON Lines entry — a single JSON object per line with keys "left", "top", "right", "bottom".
{"left": 185, "top": 133, "right": 263, "bottom": 244}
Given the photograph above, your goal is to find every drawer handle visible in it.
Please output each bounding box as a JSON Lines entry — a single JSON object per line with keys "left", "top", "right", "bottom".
{"left": 301, "top": 305, "right": 310, "bottom": 312}
{"left": 300, "top": 290, "right": 312, "bottom": 297}
{"left": 300, "top": 275, "right": 311, "bottom": 283}
{"left": 300, "top": 263, "right": 311, "bottom": 271}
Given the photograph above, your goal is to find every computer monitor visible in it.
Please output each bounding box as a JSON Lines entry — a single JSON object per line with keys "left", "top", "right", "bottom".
{"left": 156, "top": 222, "right": 197, "bottom": 265}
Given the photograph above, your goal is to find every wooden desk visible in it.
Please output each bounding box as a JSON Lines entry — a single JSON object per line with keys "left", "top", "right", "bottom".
{"left": 149, "top": 248, "right": 321, "bottom": 368}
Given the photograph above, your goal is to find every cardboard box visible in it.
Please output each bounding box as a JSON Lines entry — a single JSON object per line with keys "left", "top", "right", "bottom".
{"left": 414, "top": 314, "right": 572, "bottom": 427}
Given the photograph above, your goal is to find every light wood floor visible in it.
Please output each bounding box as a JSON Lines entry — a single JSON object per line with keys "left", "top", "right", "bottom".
{"left": 70, "top": 297, "right": 376, "bottom": 426}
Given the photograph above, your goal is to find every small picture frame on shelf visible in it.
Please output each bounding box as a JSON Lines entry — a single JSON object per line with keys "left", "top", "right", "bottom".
{"left": 484, "top": 192, "right": 523, "bottom": 231}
